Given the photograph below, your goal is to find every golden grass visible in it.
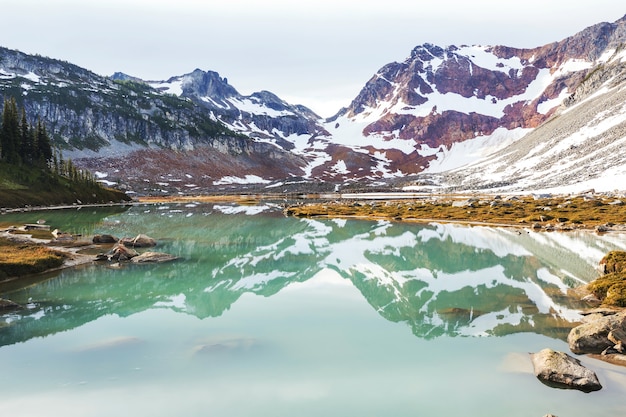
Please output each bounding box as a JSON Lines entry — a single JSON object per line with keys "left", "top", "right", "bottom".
{"left": 0, "top": 238, "right": 66, "bottom": 279}
{"left": 284, "top": 196, "right": 626, "bottom": 229}
{"left": 587, "top": 251, "right": 626, "bottom": 307}
{"left": 600, "top": 251, "right": 626, "bottom": 274}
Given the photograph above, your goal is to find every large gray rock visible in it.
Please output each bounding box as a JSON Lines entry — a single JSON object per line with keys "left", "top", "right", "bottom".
{"left": 530, "top": 348, "right": 602, "bottom": 392}
{"left": 130, "top": 251, "right": 178, "bottom": 264}
{"left": 109, "top": 243, "right": 139, "bottom": 261}
{"left": 120, "top": 234, "right": 157, "bottom": 248}
{"left": 568, "top": 311, "right": 626, "bottom": 354}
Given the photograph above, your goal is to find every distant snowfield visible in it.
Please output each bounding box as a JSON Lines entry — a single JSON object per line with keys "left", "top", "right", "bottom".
{"left": 424, "top": 127, "right": 531, "bottom": 173}
{"left": 213, "top": 175, "right": 270, "bottom": 186}
{"left": 149, "top": 79, "right": 183, "bottom": 96}
{"left": 229, "top": 97, "right": 294, "bottom": 117}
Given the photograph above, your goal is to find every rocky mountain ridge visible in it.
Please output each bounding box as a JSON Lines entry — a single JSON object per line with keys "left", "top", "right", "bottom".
{"left": 327, "top": 14, "right": 626, "bottom": 185}
{"left": 1, "top": 14, "right": 625, "bottom": 194}
{"left": 0, "top": 47, "right": 308, "bottom": 193}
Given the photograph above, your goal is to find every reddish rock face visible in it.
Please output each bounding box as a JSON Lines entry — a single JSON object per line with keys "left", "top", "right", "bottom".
{"left": 331, "top": 16, "right": 626, "bottom": 179}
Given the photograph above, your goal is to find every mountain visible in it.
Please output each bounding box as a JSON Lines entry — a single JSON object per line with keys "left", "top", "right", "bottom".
{"left": 130, "top": 69, "right": 384, "bottom": 185}
{"left": 137, "top": 69, "right": 325, "bottom": 145}
{"left": 1, "top": 14, "right": 626, "bottom": 193}
{"left": 0, "top": 48, "right": 240, "bottom": 151}
{"left": 436, "top": 46, "right": 626, "bottom": 193}
{"left": 0, "top": 48, "right": 308, "bottom": 194}
{"left": 324, "top": 14, "right": 626, "bottom": 190}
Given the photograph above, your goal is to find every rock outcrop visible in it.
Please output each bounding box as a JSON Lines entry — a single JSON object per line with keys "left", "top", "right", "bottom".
{"left": 108, "top": 243, "right": 139, "bottom": 261}
{"left": 568, "top": 311, "right": 626, "bottom": 354}
{"left": 120, "top": 234, "right": 157, "bottom": 248}
{"left": 92, "top": 234, "right": 177, "bottom": 264}
{"left": 530, "top": 348, "right": 602, "bottom": 392}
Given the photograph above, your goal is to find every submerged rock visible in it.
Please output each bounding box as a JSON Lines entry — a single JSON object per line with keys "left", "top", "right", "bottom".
{"left": 530, "top": 348, "right": 602, "bottom": 392}
{"left": 120, "top": 234, "right": 157, "bottom": 248}
{"left": 0, "top": 298, "right": 22, "bottom": 311}
{"left": 93, "top": 234, "right": 119, "bottom": 244}
{"left": 130, "top": 251, "right": 178, "bottom": 264}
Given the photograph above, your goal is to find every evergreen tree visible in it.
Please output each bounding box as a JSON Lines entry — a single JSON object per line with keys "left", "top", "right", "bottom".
{"left": 19, "top": 109, "right": 33, "bottom": 163}
{"left": 0, "top": 97, "right": 20, "bottom": 164}
{"left": 52, "top": 148, "right": 59, "bottom": 175}
{"left": 0, "top": 96, "right": 105, "bottom": 192}
{"left": 35, "top": 119, "right": 53, "bottom": 165}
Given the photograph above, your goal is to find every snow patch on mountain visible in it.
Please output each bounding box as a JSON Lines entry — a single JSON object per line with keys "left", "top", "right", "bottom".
{"left": 456, "top": 46, "right": 525, "bottom": 71}
{"left": 433, "top": 44, "right": 626, "bottom": 193}
{"left": 150, "top": 79, "right": 183, "bottom": 96}
{"left": 229, "top": 97, "right": 295, "bottom": 117}
{"left": 423, "top": 127, "right": 531, "bottom": 173}
{"left": 213, "top": 175, "right": 270, "bottom": 186}
{"left": 324, "top": 115, "right": 418, "bottom": 154}
{"left": 388, "top": 66, "right": 554, "bottom": 119}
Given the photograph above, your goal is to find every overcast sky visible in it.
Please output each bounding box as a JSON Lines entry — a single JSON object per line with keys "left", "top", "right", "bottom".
{"left": 1, "top": 1, "right": 624, "bottom": 117}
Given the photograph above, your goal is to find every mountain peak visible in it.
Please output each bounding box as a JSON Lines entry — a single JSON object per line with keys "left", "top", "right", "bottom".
{"left": 410, "top": 43, "right": 445, "bottom": 61}
{"left": 110, "top": 72, "right": 143, "bottom": 82}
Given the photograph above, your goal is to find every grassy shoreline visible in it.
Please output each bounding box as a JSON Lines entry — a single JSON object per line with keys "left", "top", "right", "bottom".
{"left": 283, "top": 194, "right": 626, "bottom": 231}
{"left": 0, "top": 237, "right": 66, "bottom": 279}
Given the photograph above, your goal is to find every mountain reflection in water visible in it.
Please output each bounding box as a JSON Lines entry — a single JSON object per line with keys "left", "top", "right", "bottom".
{"left": 2, "top": 202, "right": 625, "bottom": 346}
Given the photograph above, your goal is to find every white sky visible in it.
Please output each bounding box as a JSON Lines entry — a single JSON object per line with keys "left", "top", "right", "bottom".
{"left": 1, "top": 0, "right": 624, "bottom": 117}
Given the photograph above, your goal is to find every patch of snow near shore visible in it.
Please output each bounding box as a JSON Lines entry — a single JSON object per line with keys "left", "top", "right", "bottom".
{"left": 532, "top": 171, "right": 626, "bottom": 194}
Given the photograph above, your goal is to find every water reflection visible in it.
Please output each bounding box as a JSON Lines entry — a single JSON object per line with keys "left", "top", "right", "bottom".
{"left": 0, "top": 205, "right": 131, "bottom": 236}
{"left": 1, "top": 203, "right": 625, "bottom": 346}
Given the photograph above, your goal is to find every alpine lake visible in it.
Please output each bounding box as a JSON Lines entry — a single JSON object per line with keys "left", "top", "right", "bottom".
{"left": 1, "top": 200, "right": 626, "bottom": 417}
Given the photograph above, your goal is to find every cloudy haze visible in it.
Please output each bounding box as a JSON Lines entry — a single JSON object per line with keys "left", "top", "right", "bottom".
{"left": 1, "top": 1, "right": 624, "bottom": 116}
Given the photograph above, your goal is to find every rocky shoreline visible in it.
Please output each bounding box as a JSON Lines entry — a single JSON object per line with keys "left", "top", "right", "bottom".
{"left": 530, "top": 251, "right": 626, "bottom": 395}
{"left": 0, "top": 223, "right": 178, "bottom": 305}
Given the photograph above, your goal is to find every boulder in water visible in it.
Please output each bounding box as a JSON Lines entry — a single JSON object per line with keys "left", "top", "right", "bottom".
{"left": 530, "top": 348, "right": 602, "bottom": 392}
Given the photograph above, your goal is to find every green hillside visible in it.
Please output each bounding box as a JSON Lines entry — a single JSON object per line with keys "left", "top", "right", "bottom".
{"left": 0, "top": 97, "right": 130, "bottom": 209}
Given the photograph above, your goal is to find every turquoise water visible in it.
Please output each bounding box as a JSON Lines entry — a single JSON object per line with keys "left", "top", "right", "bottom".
{"left": 1, "top": 202, "right": 626, "bottom": 416}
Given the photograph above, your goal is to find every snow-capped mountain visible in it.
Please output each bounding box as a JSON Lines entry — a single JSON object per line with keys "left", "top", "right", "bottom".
{"left": 436, "top": 46, "right": 626, "bottom": 193}
{"left": 322, "top": 14, "right": 626, "bottom": 189}
{"left": 0, "top": 49, "right": 309, "bottom": 193}
{"left": 131, "top": 69, "right": 388, "bottom": 184}
{"left": 1, "top": 14, "right": 626, "bottom": 193}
